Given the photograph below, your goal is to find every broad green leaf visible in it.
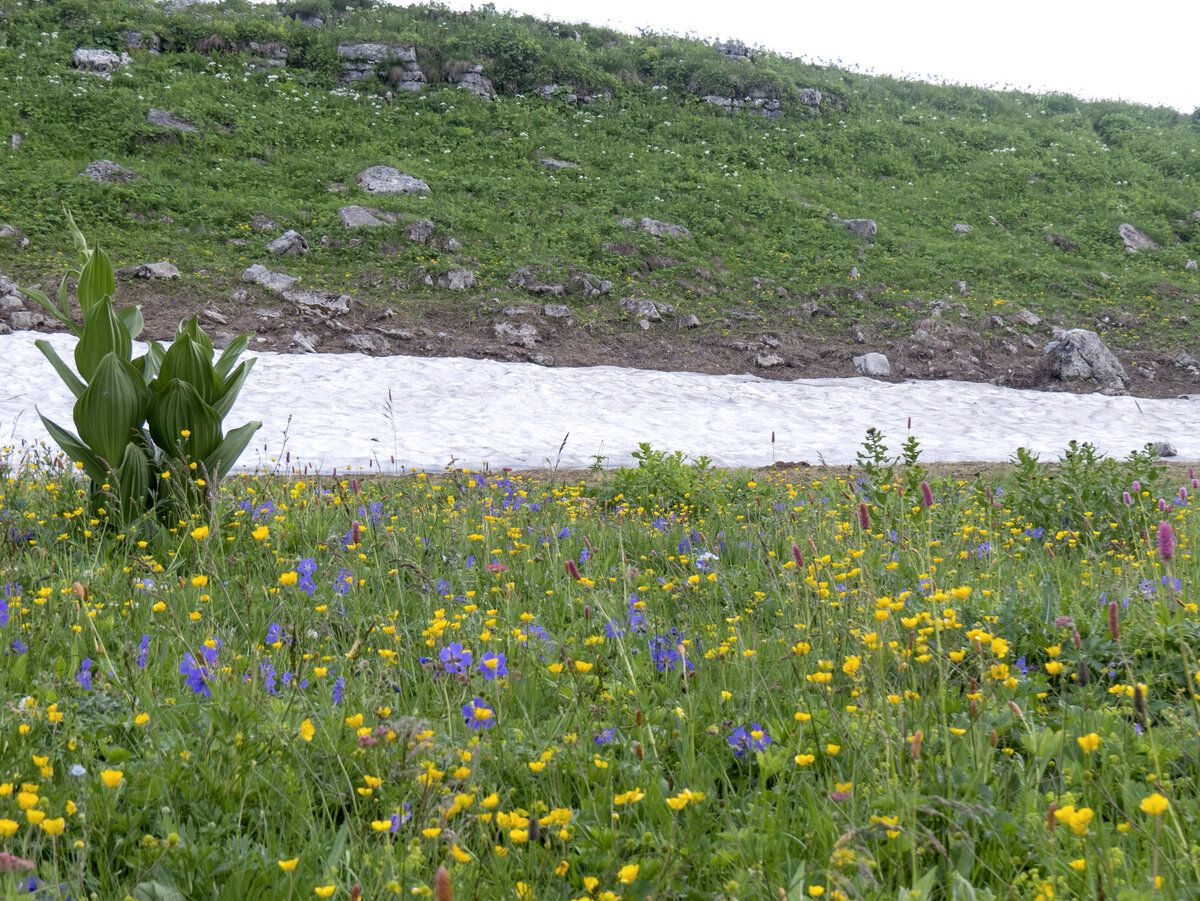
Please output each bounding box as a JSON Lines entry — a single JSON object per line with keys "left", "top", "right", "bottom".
{"left": 212, "top": 358, "right": 254, "bottom": 420}
{"left": 38, "top": 412, "right": 109, "bottom": 483}
{"left": 116, "top": 441, "right": 153, "bottom": 517}
{"left": 134, "top": 341, "right": 166, "bottom": 385}
{"left": 73, "top": 353, "right": 147, "bottom": 465}
{"left": 156, "top": 335, "right": 219, "bottom": 403}
{"left": 77, "top": 245, "right": 115, "bottom": 314}
{"left": 214, "top": 332, "right": 251, "bottom": 379}
{"left": 75, "top": 298, "right": 132, "bottom": 381}
{"left": 203, "top": 419, "right": 261, "bottom": 482}
{"left": 148, "top": 378, "right": 222, "bottom": 460}
{"left": 64, "top": 208, "right": 90, "bottom": 261}
{"left": 35, "top": 339, "right": 86, "bottom": 399}
{"left": 117, "top": 304, "right": 145, "bottom": 340}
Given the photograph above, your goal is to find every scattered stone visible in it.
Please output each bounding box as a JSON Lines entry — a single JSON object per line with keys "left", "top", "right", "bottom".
{"left": 503, "top": 305, "right": 536, "bottom": 316}
{"left": 638, "top": 319, "right": 652, "bottom": 331}
{"left": 326, "top": 182, "right": 348, "bottom": 193}
{"left": 1099, "top": 272, "right": 1111, "bottom": 281}
{"left": 431, "top": 235, "right": 461, "bottom": 252}
{"left": 542, "top": 304, "right": 571, "bottom": 319}
{"left": 404, "top": 218, "right": 436, "bottom": 244}
{"left": 253, "top": 307, "right": 279, "bottom": 319}
{"left": 508, "top": 265, "right": 564, "bottom": 296}
{"left": 493, "top": 321, "right": 539, "bottom": 348}
{"left": 538, "top": 158, "right": 578, "bottom": 171}
{"left": 354, "top": 166, "right": 430, "bottom": 195}
{"left": 639, "top": 217, "right": 691, "bottom": 239}
{"left": 755, "top": 352, "right": 785, "bottom": 368}
{"left": 291, "top": 11, "right": 325, "bottom": 27}
{"left": 852, "top": 352, "right": 891, "bottom": 377}
{"left": 1118, "top": 223, "right": 1160, "bottom": 253}
{"left": 530, "top": 353, "right": 555, "bottom": 366}
{"left": 619, "top": 298, "right": 671, "bottom": 321}
{"left": 841, "top": 219, "right": 878, "bottom": 240}
{"left": 952, "top": 223, "right": 972, "bottom": 235}
{"left": 266, "top": 230, "right": 309, "bottom": 255}
{"left": 678, "top": 314, "right": 701, "bottom": 329}
{"left": 438, "top": 268, "right": 475, "bottom": 290}
{"left": 1150, "top": 441, "right": 1178, "bottom": 457}
{"left": 251, "top": 213, "right": 278, "bottom": 232}
{"left": 603, "top": 242, "right": 639, "bottom": 256}
{"left": 291, "top": 331, "right": 319, "bottom": 353}
{"left": 202, "top": 308, "right": 228, "bottom": 325}
{"left": 121, "top": 31, "right": 157, "bottom": 51}
{"left": 284, "top": 289, "right": 350, "bottom": 316}
{"left": 0, "top": 224, "right": 29, "bottom": 248}
{"left": 449, "top": 65, "right": 495, "bottom": 100}
{"left": 346, "top": 333, "right": 390, "bottom": 355}
{"left": 759, "top": 334, "right": 781, "bottom": 348}
{"left": 118, "top": 261, "right": 181, "bottom": 280}
{"left": 241, "top": 264, "right": 299, "bottom": 294}
{"left": 714, "top": 40, "right": 750, "bottom": 61}
{"left": 849, "top": 267, "right": 859, "bottom": 279}
{"left": 1045, "top": 234, "right": 1079, "bottom": 251}
{"left": 1186, "top": 259, "right": 1198, "bottom": 271}
{"left": 146, "top": 108, "right": 198, "bottom": 134}
{"left": 799, "top": 88, "right": 822, "bottom": 107}
{"left": 569, "top": 272, "right": 612, "bottom": 298}
{"left": 700, "top": 94, "right": 782, "bottom": 120}
{"left": 10, "top": 134, "right": 21, "bottom": 151}
{"left": 1043, "top": 328, "right": 1128, "bottom": 392}
{"left": 72, "top": 48, "right": 129, "bottom": 77}
{"left": 1015, "top": 308, "right": 1042, "bottom": 326}
{"left": 82, "top": 160, "right": 139, "bottom": 183}
{"left": 249, "top": 41, "right": 288, "bottom": 67}
{"left": 337, "top": 206, "right": 397, "bottom": 229}
{"left": 952, "top": 280, "right": 969, "bottom": 297}
{"left": 0, "top": 322, "right": 9, "bottom": 335}
{"left": 9, "top": 311, "right": 47, "bottom": 330}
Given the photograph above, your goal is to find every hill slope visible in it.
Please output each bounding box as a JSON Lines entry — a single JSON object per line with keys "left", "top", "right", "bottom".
{"left": 1, "top": 0, "right": 1198, "bottom": 396}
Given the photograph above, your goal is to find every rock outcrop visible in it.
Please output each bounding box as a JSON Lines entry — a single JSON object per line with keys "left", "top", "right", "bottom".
{"left": 354, "top": 166, "right": 430, "bottom": 195}
{"left": 1043, "top": 328, "right": 1128, "bottom": 392}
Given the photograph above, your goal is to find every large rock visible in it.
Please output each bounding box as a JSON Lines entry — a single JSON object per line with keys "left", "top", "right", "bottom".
{"left": 1185, "top": 259, "right": 1198, "bottom": 271}
{"left": 494, "top": 321, "right": 539, "bottom": 348}
{"left": 450, "top": 65, "right": 495, "bottom": 100}
{"left": 146, "top": 109, "right": 198, "bottom": 134}
{"left": 853, "top": 353, "right": 891, "bottom": 377}
{"left": 337, "top": 43, "right": 417, "bottom": 84}
{"left": 438, "top": 268, "right": 475, "bottom": 290}
{"left": 266, "top": 230, "right": 310, "bottom": 255}
{"left": 619, "top": 297, "right": 673, "bottom": 321}
{"left": 118, "top": 262, "right": 181, "bottom": 279}
{"left": 639, "top": 217, "right": 691, "bottom": 239}
{"left": 799, "top": 88, "right": 822, "bottom": 107}
{"left": 1043, "top": 328, "right": 1128, "bottom": 391}
{"left": 700, "top": 94, "right": 782, "bottom": 120}
{"left": 539, "top": 158, "right": 578, "bottom": 171}
{"left": 285, "top": 289, "right": 350, "bottom": 316}
{"left": 404, "top": 218, "right": 436, "bottom": 244}
{"left": 841, "top": 219, "right": 878, "bottom": 240}
{"left": 82, "top": 160, "right": 139, "bottom": 183}
{"left": 354, "top": 166, "right": 430, "bottom": 195}
{"left": 72, "top": 48, "right": 128, "bottom": 77}
{"left": 1118, "top": 223, "right": 1160, "bottom": 253}
{"left": 338, "top": 205, "right": 397, "bottom": 229}
{"left": 242, "top": 264, "right": 299, "bottom": 294}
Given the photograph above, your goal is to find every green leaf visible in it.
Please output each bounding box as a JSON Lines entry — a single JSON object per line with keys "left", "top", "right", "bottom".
{"left": 22, "top": 286, "right": 80, "bottom": 335}
{"left": 134, "top": 341, "right": 167, "bottom": 385}
{"left": 203, "top": 419, "right": 261, "bottom": 482}
{"left": 73, "top": 353, "right": 147, "bottom": 465}
{"left": 131, "top": 882, "right": 186, "bottom": 901}
{"left": 77, "top": 245, "right": 115, "bottom": 315}
{"left": 156, "top": 334, "right": 219, "bottom": 404}
{"left": 212, "top": 358, "right": 255, "bottom": 420}
{"left": 37, "top": 412, "right": 109, "bottom": 483}
{"left": 35, "top": 339, "right": 87, "bottom": 400}
{"left": 214, "top": 333, "right": 251, "bottom": 379}
{"left": 117, "top": 304, "right": 145, "bottom": 340}
{"left": 148, "top": 379, "right": 223, "bottom": 461}
{"left": 115, "top": 440, "right": 154, "bottom": 518}
{"left": 75, "top": 298, "right": 132, "bottom": 381}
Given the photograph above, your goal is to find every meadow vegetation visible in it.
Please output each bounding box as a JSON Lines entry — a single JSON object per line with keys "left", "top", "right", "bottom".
{"left": 0, "top": 0, "right": 1197, "bottom": 367}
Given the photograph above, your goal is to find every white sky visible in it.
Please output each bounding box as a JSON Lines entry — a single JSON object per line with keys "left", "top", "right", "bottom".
{"left": 440, "top": 0, "right": 1199, "bottom": 113}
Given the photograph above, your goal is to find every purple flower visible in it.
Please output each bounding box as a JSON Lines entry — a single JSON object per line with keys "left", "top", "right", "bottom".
{"left": 179, "top": 656, "right": 211, "bottom": 698}
{"left": 462, "top": 697, "right": 495, "bottom": 730}
{"left": 478, "top": 652, "right": 508, "bottom": 680}
{"left": 595, "top": 728, "right": 615, "bottom": 746}
{"left": 266, "top": 622, "right": 283, "bottom": 646}
{"left": 333, "top": 569, "right": 354, "bottom": 596}
{"left": 1157, "top": 521, "right": 1175, "bottom": 561}
{"left": 137, "top": 634, "right": 150, "bottom": 669}
{"left": 333, "top": 675, "right": 345, "bottom": 705}
{"left": 76, "top": 658, "right": 93, "bottom": 691}
{"left": 728, "top": 723, "right": 772, "bottom": 758}
{"left": 439, "top": 642, "right": 472, "bottom": 676}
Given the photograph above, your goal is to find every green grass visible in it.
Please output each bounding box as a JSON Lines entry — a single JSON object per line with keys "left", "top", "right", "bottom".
{"left": 0, "top": 0, "right": 1197, "bottom": 355}
{"left": 1, "top": 434, "right": 1199, "bottom": 899}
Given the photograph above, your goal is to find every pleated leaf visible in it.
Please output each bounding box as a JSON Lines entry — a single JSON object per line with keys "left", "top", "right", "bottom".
{"left": 75, "top": 298, "right": 132, "bottom": 382}
{"left": 212, "top": 358, "right": 255, "bottom": 420}
{"left": 77, "top": 245, "right": 115, "bottom": 315}
{"left": 148, "top": 378, "right": 222, "bottom": 461}
{"left": 38, "top": 412, "right": 108, "bottom": 484}
{"left": 155, "top": 335, "right": 219, "bottom": 404}
{"left": 203, "top": 420, "right": 262, "bottom": 482}
{"left": 73, "top": 352, "right": 147, "bottom": 466}
{"left": 35, "top": 339, "right": 86, "bottom": 400}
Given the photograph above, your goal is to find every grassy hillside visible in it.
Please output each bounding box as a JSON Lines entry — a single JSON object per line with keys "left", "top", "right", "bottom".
{"left": 1, "top": 0, "right": 1198, "bottom": 387}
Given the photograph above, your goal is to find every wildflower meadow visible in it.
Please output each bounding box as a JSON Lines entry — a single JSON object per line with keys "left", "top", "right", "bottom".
{"left": 0, "top": 427, "right": 1198, "bottom": 901}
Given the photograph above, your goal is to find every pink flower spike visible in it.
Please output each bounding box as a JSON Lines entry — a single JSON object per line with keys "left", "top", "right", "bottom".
{"left": 566, "top": 559, "right": 582, "bottom": 581}
{"left": 920, "top": 481, "right": 934, "bottom": 508}
{"left": 0, "top": 852, "right": 34, "bottom": 873}
{"left": 1157, "top": 521, "right": 1175, "bottom": 561}
{"left": 791, "top": 544, "right": 804, "bottom": 569}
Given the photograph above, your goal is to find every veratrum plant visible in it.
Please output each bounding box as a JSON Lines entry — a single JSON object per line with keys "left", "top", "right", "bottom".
{"left": 22, "top": 215, "right": 261, "bottom": 525}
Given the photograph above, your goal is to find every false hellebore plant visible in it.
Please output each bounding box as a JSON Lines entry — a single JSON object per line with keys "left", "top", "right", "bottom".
{"left": 22, "top": 214, "right": 261, "bottom": 525}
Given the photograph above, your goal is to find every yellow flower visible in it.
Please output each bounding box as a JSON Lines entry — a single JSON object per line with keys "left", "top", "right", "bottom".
{"left": 0, "top": 819, "right": 18, "bottom": 836}
{"left": 555, "top": 860, "right": 569, "bottom": 877}
{"left": 278, "top": 858, "right": 299, "bottom": 872}
{"left": 808, "top": 887, "right": 825, "bottom": 898}
{"left": 574, "top": 660, "right": 594, "bottom": 673}
{"left": 614, "top": 788, "right": 645, "bottom": 805}
{"left": 617, "top": 863, "right": 639, "bottom": 884}
{"left": 314, "top": 884, "right": 336, "bottom": 898}
{"left": 451, "top": 844, "right": 471, "bottom": 862}
{"left": 583, "top": 878, "right": 599, "bottom": 893}
{"left": 794, "top": 753, "right": 816, "bottom": 767}
{"left": 253, "top": 526, "right": 270, "bottom": 541}
{"left": 26, "top": 810, "right": 45, "bottom": 825}
{"left": 191, "top": 575, "right": 208, "bottom": 588}
{"left": 40, "top": 817, "right": 65, "bottom": 836}
{"left": 422, "top": 827, "right": 442, "bottom": 839}
{"left": 666, "top": 795, "right": 688, "bottom": 811}
{"left": 826, "top": 744, "right": 840, "bottom": 756}
{"left": 279, "top": 571, "right": 298, "bottom": 586}
{"left": 190, "top": 525, "right": 209, "bottom": 540}
{"left": 300, "top": 719, "right": 315, "bottom": 741}
{"left": 1140, "top": 793, "right": 1170, "bottom": 816}
{"left": 17, "top": 791, "right": 38, "bottom": 809}
{"left": 1076, "top": 733, "right": 1100, "bottom": 754}
{"left": 344, "top": 714, "right": 363, "bottom": 730}
{"left": 101, "top": 769, "right": 124, "bottom": 788}
{"left": 528, "top": 761, "right": 546, "bottom": 773}
{"left": 1069, "top": 859, "right": 1086, "bottom": 872}
{"left": 135, "top": 713, "right": 150, "bottom": 726}
{"left": 1045, "top": 661, "right": 1064, "bottom": 675}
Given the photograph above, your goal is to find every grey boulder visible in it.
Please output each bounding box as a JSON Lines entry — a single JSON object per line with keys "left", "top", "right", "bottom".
{"left": 853, "top": 352, "right": 891, "bottom": 377}
{"left": 354, "top": 166, "right": 430, "bottom": 195}
{"left": 1043, "top": 328, "right": 1128, "bottom": 391}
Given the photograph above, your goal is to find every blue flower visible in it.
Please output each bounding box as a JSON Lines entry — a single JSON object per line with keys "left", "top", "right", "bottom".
{"left": 333, "top": 569, "right": 354, "bottom": 596}
{"left": 728, "top": 723, "right": 772, "bottom": 757}
{"left": 440, "top": 642, "right": 472, "bottom": 675}
{"left": 595, "top": 728, "right": 615, "bottom": 746}
{"left": 462, "top": 697, "right": 495, "bottom": 730}
{"left": 179, "top": 656, "right": 211, "bottom": 698}
{"left": 557, "top": 526, "right": 571, "bottom": 539}
{"left": 76, "top": 658, "right": 93, "bottom": 691}
{"left": 478, "top": 652, "right": 508, "bottom": 680}
{"left": 333, "top": 675, "right": 345, "bottom": 705}
{"left": 266, "top": 622, "right": 283, "bottom": 645}
{"left": 137, "top": 634, "right": 150, "bottom": 669}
